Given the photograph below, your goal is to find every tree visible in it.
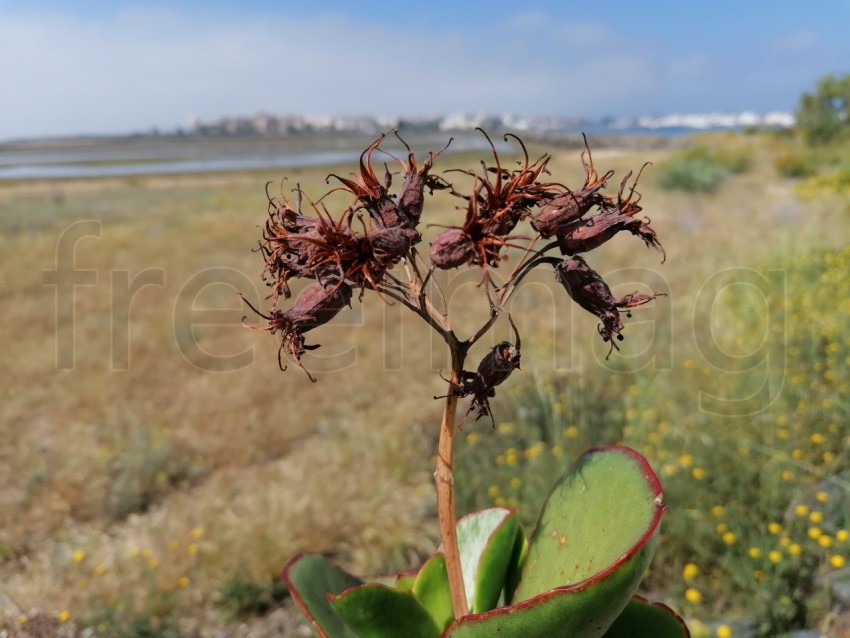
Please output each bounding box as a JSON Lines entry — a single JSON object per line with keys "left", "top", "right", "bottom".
{"left": 796, "top": 73, "right": 850, "bottom": 145}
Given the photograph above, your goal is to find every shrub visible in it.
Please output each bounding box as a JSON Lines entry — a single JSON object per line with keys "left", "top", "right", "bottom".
{"left": 656, "top": 155, "right": 730, "bottom": 193}
{"left": 774, "top": 150, "right": 818, "bottom": 179}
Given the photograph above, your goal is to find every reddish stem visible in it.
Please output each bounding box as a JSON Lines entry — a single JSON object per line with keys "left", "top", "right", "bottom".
{"left": 435, "top": 341, "right": 468, "bottom": 618}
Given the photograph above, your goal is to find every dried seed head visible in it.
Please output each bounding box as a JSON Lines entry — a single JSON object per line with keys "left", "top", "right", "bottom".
{"left": 555, "top": 212, "right": 665, "bottom": 260}
{"left": 555, "top": 256, "right": 663, "bottom": 357}
{"left": 531, "top": 136, "right": 614, "bottom": 238}
{"left": 474, "top": 341, "right": 521, "bottom": 389}
{"left": 393, "top": 131, "right": 452, "bottom": 228}
{"left": 367, "top": 227, "right": 420, "bottom": 267}
{"left": 429, "top": 227, "right": 476, "bottom": 269}
{"left": 241, "top": 281, "right": 353, "bottom": 381}
{"left": 531, "top": 186, "right": 610, "bottom": 238}
{"left": 449, "top": 316, "right": 523, "bottom": 427}
{"left": 429, "top": 180, "right": 524, "bottom": 273}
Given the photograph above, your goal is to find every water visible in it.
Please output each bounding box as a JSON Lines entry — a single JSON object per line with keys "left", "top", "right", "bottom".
{"left": 0, "top": 132, "right": 510, "bottom": 181}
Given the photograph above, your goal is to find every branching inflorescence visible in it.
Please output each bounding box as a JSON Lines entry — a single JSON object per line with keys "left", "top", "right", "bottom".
{"left": 243, "top": 128, "right": 667, "bottom": 618}
{"left": 246, "top": 128, "right": 665, "bottom": 385}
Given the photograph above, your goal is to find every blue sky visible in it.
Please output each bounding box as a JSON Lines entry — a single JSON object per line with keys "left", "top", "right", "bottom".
{"left": 1, "top": 1, "right": 849, "bottom": 140}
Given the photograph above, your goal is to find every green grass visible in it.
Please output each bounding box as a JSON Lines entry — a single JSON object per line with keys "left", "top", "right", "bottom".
{"left": 1, "top": 132, "right": 848, "bottom": 635}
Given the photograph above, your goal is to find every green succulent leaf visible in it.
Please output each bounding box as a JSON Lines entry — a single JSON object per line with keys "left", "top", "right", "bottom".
{"left": 602, "top": 596, "right": 691, "bottom": 637}
{"left": 456, "top": 507, "right": 521, "bottom": 612}
{"left": 330, "top": 583, "right": 441, "bottom": 638}
{"left": 412, "top": 553, "right": 454, "bottom": 633}
{"left": 395, "top": 572, "right": 417, "bottom": 591}
{"left": 515, "top": 445, "right": 664, "bottom": 601}
{"left": 443, "top": 446, "right": 666, "bottom": 638}
{"left": 503, "top": 522, "right": 529, "bottom": 605}
{"left": 283, "top": 553, "right": 362, "bottom": 638}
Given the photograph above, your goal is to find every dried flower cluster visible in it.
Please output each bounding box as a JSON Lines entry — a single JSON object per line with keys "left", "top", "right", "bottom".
{"left": 244, "top": 128, "right": 665, "bottom": 392}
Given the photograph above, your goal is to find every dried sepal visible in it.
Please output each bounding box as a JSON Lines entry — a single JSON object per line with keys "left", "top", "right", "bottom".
{"left": 447, "top": 128, "right": 559, "bottom": 237}
{"left": 241, "top": 281, "right": 353, "bottom": 381}
{"left": 531, "top": 134, "right": 614, "bottom": 238}
{"left": 555, "top": 256, "right": 664, "bottom": 358}
{"left": 259, "top": 185, "right": 330, "bottom": 300}
{"left": 429, "top": 177, "right": 531, "bottom": 275}
{"left": 555, "top": 212, "right": 665, "bottom": 260}
{"left": 325, "top": 132, "right": 397, "bottom": 227}
{"left": 392, "top": 131, "right": 452, "bottom": 228}
{"left": 453, "top": 316, "right": 522, "bottom": 426}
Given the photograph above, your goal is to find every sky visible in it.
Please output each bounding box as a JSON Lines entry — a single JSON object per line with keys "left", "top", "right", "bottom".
{"left": 1, "top": 0, "right": 849, "bottom": 141}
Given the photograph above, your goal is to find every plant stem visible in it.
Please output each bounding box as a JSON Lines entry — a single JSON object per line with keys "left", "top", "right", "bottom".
{"left": 435, "top": 340, "right": 468, "bottom": 619}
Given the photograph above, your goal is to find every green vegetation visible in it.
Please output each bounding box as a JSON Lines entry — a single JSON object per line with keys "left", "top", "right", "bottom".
{"left": 655, "top": 144, "right": 752, "bottom": 193}
{"left": 796, "top": 73, "right": 850, "bottom": 146}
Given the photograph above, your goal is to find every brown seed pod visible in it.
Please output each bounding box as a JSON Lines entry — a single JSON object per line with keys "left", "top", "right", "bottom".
{"left": 554, "top": 256, "right": 664, "bottom": 358}
{"left": 258, "top": 185, "right": 330, "bottom": 300}
{"left": 241, "top": 281, "right": 353, "bottom": 381}
{"left": 555, "top": 212, "right": 665, "bottom": 260}
{"left": 325, "top": 132, "right": 400, "bottom": 229}
{"left": 429, "top": 179, "right": 528, "bottom": 273}
{"left": 452, "top": 316, "right": 522, "bottom": 427}
{"left": 392, "top": 131, "right": 452, "bottom": 229}
{"left": 531, "top": 134, "right": 614, "bottom": 238}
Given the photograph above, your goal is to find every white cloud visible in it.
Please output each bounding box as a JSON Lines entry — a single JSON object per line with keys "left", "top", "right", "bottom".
{"left": 0, "top": 7, "right": 786, "bottom": 140}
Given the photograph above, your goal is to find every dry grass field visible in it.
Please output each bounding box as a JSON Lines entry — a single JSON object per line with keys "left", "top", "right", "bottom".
{"left": 1, "top": 131, "right": 847, "bottom": 636}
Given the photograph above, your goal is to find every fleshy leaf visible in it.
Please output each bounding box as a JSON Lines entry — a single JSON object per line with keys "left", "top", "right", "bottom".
{"left": 330, "top": 583, "right": 441, "bottom": 638}
{"left": 395, "top": 572, "right": 417, "bottom": 590}
{"left": 283, "top": 553, "right": 362, "bottom": 638}
{"left": 515, "top": 445, "right": 664, "bottom": 601}
{"left": 456, "top": 507, "right": 520, "bottom": 612}
{"left": 443, "top": 446, "right": 666, "bottom": 638}
{"left": 503, "top": 523, "right": 528, "bottom": 605}
{"left": 413, "top": 553, "right": 454, "bottom": 633}
{"left": 602, "top": 596, "right": 691, "bottom": 637}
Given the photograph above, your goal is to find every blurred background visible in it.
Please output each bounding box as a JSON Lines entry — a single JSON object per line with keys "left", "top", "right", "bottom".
{"left": 2, "top": 2, "right": 850, "bottom": 636}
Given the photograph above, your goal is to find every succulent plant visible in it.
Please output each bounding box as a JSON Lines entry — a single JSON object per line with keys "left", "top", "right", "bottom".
{"left": 284, "top": 447, "right": 688, "bottom": 638}
{"left": 244, "top": 131, "right": 681, "bottom": 631}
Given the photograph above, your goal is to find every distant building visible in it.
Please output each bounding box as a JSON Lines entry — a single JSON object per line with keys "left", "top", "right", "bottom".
{"left": 184, "top": 110, "right": 795, "bottom": 138}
